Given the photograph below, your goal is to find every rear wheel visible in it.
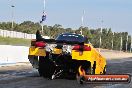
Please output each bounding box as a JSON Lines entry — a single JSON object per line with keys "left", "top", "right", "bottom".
{"left": 28, "top": 55, "right": 39, "bottom": 69}
{"left": 82, "top": 61, "right": 95, "bottom": 75}
{"left": 91, "top": 61, "right": 96, "bottom": 74}
{"left": 76, "top": 61, "right": 93, "bottom": 84}
{"left": 38, "top": 56, "right": 56, "bottom": 78}
{"left": 38, "top": 56, "right": 45, "bottom": 76}
{"left": 77, "top": 75, "right": 84, "bottom": 84}
{"left": 103, "top": 65, "right": 106, "bottom": 74}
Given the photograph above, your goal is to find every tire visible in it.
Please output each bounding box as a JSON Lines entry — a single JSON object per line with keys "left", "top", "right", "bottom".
{"left": 91, "top": 61, "right": 96, "bottom": 74}
{"left": 28, "top": 55, "right": 39, "bottom": 69}
{"left": 76, "top": 75, "right": 84, "bottom": 84}
{"left": 38, "top": 56, "right": 45, "bottom": 76}
{"left": 103, "top": 65, "right": 106, "bottom": 74}
{"left": 81, "top": 61, "right": 95, "bottom": 75}
{"left": 76, "top": 61, "right": 91, "bottom": 84}
{"left": 38, "top": 56, "right": 56, "bottom": 78}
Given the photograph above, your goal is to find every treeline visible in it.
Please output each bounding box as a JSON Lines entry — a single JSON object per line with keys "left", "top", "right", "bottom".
{"left": 0, "top": 21, "right": 131, "bottom": 51}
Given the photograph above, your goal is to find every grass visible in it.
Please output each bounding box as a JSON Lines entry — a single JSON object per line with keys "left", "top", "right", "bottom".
{"left": 0, "top": 36, "right": 31, "bottom": 46}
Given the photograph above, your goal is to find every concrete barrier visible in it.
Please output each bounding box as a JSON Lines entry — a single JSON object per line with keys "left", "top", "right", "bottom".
{"left": 0, "top": 45, "right": 29, "bottom": 64}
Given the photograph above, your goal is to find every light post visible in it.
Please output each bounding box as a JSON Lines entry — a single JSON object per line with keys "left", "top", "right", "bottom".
{"left": 130, "top": 36, "right": 132, "bottom": 53}
{"left": 80, "top": 10, "right": 85, "bottom": 35}
{"left": 40, "top": 0, "right": 46, "bottom": 34}
{"left": 11, "top": 5, "right": 15, "bottom": 31}
{"left": 99, "top": 20, "right": 103, "bottom": 52}
{"left": 120, "top": 36, "right": 122, "bottom": 52}
{"left": 111, "top": 32, "right": 114, "bottom": 50}
{"left": 126, "top": 34, "right": 128, "bottom": 52}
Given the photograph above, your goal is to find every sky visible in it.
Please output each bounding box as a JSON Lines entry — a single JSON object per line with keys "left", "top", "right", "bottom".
{"left": 0, "top": 0, "right": 132, "bottom": 34}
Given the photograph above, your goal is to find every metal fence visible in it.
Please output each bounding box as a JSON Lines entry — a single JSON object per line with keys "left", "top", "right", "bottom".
{"left": 0, "top": 29, "right": 49, "bottom": 39}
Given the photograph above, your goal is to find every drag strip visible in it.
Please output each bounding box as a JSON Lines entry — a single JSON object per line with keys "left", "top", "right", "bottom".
{"left": 0, "top": 58, "right": 132, "bottom": 88}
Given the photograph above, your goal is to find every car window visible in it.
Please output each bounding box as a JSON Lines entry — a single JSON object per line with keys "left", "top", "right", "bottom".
{"left": 56, "top": 33, "right": 84, "bottom": 43}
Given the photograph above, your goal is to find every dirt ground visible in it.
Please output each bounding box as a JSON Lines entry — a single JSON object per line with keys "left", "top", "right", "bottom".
{"left": 100, "top": 49, "right": 132, "bottom": 59}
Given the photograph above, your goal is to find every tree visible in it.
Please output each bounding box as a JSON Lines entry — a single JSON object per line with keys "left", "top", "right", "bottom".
{"left": 0, "top": 21, "right": 131, "bottom": 52}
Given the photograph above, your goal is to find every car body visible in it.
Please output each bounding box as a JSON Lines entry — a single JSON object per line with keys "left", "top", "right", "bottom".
{"left": 28, "top": 31, "right": 106, "bottom": 80}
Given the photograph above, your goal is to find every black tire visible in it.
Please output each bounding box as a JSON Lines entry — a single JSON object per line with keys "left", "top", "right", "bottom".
{"left": 38, "top": 56, "right": 56, "bottom": 78}
{"left": 76, "top": 75, "right": 84, "bottom": 84}
{"left": 81, "top": 61, "right": 95, "bottom": 75}
{"left": 76, "top": 61, "right": 91, "bottom": 84}
{"left": 91, "top": 61, "right": 96, "bottom": 74}
{"left": 103, "top": 65, "right": 106, "bottom": 74}
{"left": 28, "top": 55, "right": 39, "bottom": 69}
{"left": 38, "top": 56, "right": 45, "bottom": 76}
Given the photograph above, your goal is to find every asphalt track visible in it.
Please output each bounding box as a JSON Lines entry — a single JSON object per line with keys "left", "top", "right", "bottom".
{"left": 0, "top": 58, "right": 132, "bottom": 88}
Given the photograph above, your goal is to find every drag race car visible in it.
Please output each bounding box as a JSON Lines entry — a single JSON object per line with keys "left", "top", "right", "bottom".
{"left": 28, "top": 30, "right": 106, "bottom": 83}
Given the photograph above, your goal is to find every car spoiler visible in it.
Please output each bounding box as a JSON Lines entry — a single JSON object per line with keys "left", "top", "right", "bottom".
{"left": 36, "top": 30, "right": 84, "bottom": 45}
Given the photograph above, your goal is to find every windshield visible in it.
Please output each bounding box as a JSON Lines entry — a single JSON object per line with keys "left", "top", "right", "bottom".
{"left": 56, "top": 33, "right": 84, "bottom": 43}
